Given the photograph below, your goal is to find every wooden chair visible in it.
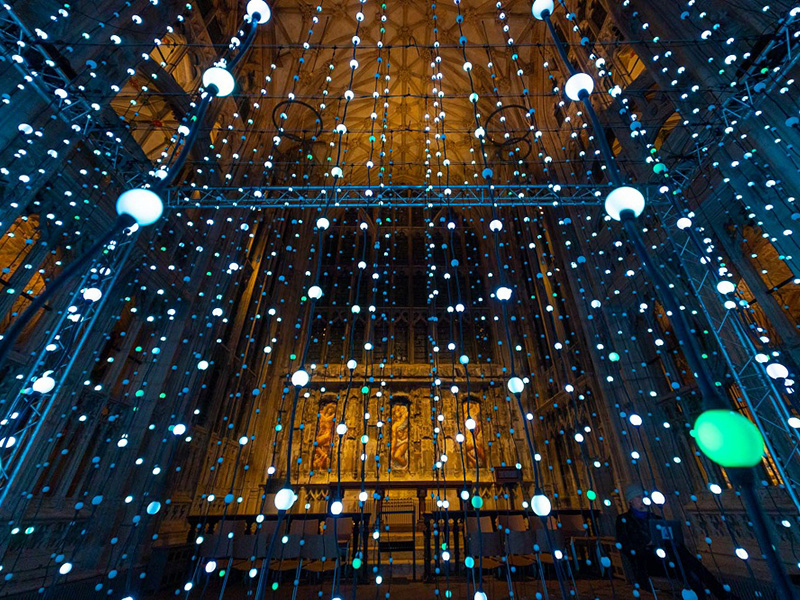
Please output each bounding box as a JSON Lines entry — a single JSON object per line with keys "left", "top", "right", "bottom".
{"left": 302, "top": 534, "right": 340, "bottom": 574}
{"left": 505, "top": 530, "right": 536, "bottom": 567}
{"left": 199, "top": 520, "right": 246, "bottom": 559}
{"left": 498, "top": 514, "right": 527, "bottom": 532}
{"left": 466, "top": 515, "right": 494, "bottom": 533}
{"left": 290, "top": 518, "right": 320, "bottom": 536}
{"left": 269, "top": 533, "right": 303, "bottom": 572}
{"left": 466, "top": 531, "right": 505, "bottom": 570}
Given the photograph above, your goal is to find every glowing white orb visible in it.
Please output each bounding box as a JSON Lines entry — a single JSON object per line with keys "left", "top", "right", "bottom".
{"left": 605, "top": 186, "right": 646, "bottom": 221}
{"left": 565, "top": 73, "right": 594, "bottom": 101}
{"left": 246, "top": 0, "right": 271, "bottom": 23}
{"left": 767, "top": 363, "right": 789, "bottom": 379}
{"left": 83, "top": 288, "right": 102, "bottom": 302}
{"left": 274, "top": 488, "right": 297, "bottom": 511}
{"left": 291, "top": 369, "right": 309, "bottom": 387}
{"left": 496, "top": 286, "right": 512, "bottom": 301}
{"left": 532, "top": 0, "right": 554, "bottom": 19}
{"left": 716, "top": 280, "right": 736, "bottom": 295}
{"left": 33, "top": 374, "right": 56, "bottom": 394}
{"left": 531, "top": 494, "right": 552, "bottom": 517}
{"left": 116, "top": 188, "right": 163, "bottom": 226}
{"left": 203, "top": 66, "right": 235, "bottom": 97}
{"left": 507, "top": 377, "right": 524, "bottom": 394}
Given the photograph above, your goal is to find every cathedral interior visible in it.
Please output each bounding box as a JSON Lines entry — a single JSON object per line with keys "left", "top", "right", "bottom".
{"left": 1, "top": 0, "right": 800, "bottom": 598}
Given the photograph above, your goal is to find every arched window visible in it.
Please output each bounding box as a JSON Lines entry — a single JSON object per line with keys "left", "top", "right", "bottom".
{"left": 389, "top": 397, "right": 410, "bottom": 471}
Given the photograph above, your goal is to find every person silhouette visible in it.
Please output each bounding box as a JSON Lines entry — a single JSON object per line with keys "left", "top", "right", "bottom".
{"left": 616, "top": 483, "right": 736, "bottom": 599}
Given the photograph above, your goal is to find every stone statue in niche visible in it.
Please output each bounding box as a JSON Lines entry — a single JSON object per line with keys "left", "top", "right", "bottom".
{"left": 313, "top": 401, "right": 337, "bottom": 471}
{"left": 391, "top": 402, "right": 410, "bottom": 471}
{"left": 464, "top": 399, "right": 485, "bottom": 469}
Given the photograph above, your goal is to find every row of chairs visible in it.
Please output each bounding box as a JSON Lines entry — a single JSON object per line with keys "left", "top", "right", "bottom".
{"left": 463, "top": 515, "right": 584, "bottom": 572}
{"left": 197, "top": 518, "right": 352, "bottom": 574}
{"left": 466, "top": 513, "right": 586, "bottom": 535}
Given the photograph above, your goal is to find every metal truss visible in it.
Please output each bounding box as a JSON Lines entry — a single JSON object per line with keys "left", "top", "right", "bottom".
{"left": 0, "top": 5, "right": 147, "bottom": 187}
{"left": 658, "top": 202, "right": 800, "bottom": 508}
{"left": 167, "top": 183, "right": 665, "bottom": 208}
{"left": 650, "top": 10, "right": 800, "bottom": 509}
{"left": 0, "top": 230, "right": 138, "bottom": 509}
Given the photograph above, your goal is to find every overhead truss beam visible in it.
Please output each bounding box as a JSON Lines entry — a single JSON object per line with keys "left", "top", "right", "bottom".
{"left": 168, "top": 183, "right": 664, "bottom": 208}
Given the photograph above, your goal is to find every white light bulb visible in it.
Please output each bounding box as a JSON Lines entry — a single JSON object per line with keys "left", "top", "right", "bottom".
{"left": 330, "top": 500, "right": 344, "bottom": 515}
{"left": 336, "top": 423, "right": 348, "bottom": 435}
{"left": 308, "top": 285, "right": 323, "bottom": 299}
{"left": 716, "top": 280, "right": 736, "bottom": 295}
{"left": 32, "top": 374, "right": 56, "bottom": 394}
{"left": 767, "top": 363, "right": 789, "bottom": 379}
{"left": 274, "top": 488, "right": 297, "bottom": 511}
{"left": 465, "top": 418, "right": 476, "bottom": 431}
{"left": 531, "top": 0, "right": 554, "bottom": 19}
{"left": 564, "top": 73, "right": 594, "bottom": 102}
{"left": 496, "top": 286, "right": 512, "bottom": 301}
{"left": 83, "top": 288, "right": 102, "bottom": 302}
{"left": 202, "top": 66, "right": 235, "bottom": 97}
{"left": 604, "top": 186, "right": 646, "bottom": 221}
{"left": 116, "top": 188, "right": 163, "bottom": 226}
{"left": 246, "top": 0, "right": 271, "bottom": 23}
{"left": 317, "top": 217, "right": 330, "bottom": 230}
{"left": 291, "top": 369, "right": 309, "bottom": 387}
{"left": 531, "top": 494, "right": 552, "bottom": 517}
{"left": 507, "top": 377, "right": 524, "bottom": 394}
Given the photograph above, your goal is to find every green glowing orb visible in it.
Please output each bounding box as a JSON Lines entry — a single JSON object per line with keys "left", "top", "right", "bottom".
{"left": 608, "top": 352, "right": 620, "bottom": 362}
{"left": 465, "top": 557, "right": 475, "bottom": 569}
{"left": 471, "top": 496, "right": 483, "bottom": 509}
{"left": 586, "top": 490, "right": 597, "bottom": 501}
{"left": 693, "top": 409, "right": 765, "bottom": 468}
{"left": 352, "top": 557, "right": 362, "bottom": 569}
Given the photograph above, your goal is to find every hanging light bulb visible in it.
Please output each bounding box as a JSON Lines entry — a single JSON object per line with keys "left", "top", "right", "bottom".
{"left": 274, "top": 488, "right": 297, "bottom": 511}
{"left": 564, "top": 73, "right": 594, "bottom": 102}
{"left": 246, "top": 0, "right": 271, "bottom": 24}
{"left": 202, "top": 66, "right": 235, "bottom": 97}
{"left": 531, "top": 0, "right": 554, "bottom": 19}
{"left": 531, "top": 494, "right": 552, "bottom": 517}
{"left": 308, "top": 285, "right": 323, "bottom": 300}
{"left": 32, "top": 373, "right": 56, "bottom": 394}
{"left": 291, "top": 369, "right": 309, "bottom": 387}
{"left": 604, "top": 186, "right": 646, "bottom": 221}
{"left": 496, "top": 286, "right": 512, "bottom": 301}
{"left": 116, "top": 189, "right": 163, "bottom": 226}
{"left": 330, "top": 499, "right": 344, "bottom": 515}
{"left": 507, "top": 377, "right": 524, "bottom": 394}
